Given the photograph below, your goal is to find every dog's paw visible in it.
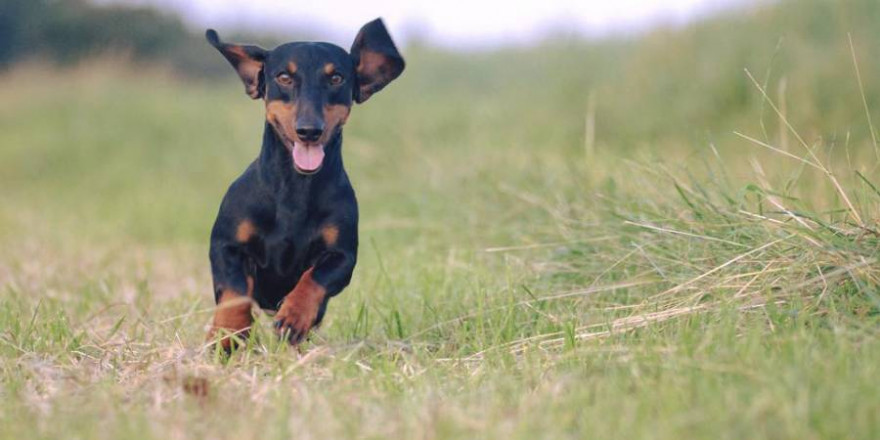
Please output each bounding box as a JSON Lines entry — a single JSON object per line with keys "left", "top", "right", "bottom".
{"left": 206, "top": 325, "right": 251, "bottom": 353}
{"left": 206, "top": 293, "right": 254, "bottom": 352}
{"left": 273, "top": 297, "right": 318, "bottom": 345}
{"left": 274, "top": 268, "right": 326, "bottom": 345}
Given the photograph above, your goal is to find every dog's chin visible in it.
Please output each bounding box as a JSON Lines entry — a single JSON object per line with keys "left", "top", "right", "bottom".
{"left": 291, "top": 142, "right": 325, "bottom": 175}
{"left": 293, "top": 163, "right": 322, "bottom": 175}
{"left": 293, "top": 164, "right": 322, "bottom": 175}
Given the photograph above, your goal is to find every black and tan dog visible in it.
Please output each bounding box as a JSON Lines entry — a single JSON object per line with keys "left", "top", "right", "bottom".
{"left": 205, "top": 19, "right": 404, "bottom": 349}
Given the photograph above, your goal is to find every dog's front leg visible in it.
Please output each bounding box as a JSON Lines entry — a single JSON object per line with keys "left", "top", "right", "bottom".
{"left": 274, "top": 250, "right": 355, "bottom": 344}
{"left": 206, "top": 243, "right": 255, "bottom": 351}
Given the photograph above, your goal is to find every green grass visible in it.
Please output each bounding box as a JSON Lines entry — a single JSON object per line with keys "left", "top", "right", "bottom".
{"left": 2, "top": 1, "right": 880, "bottom": 438}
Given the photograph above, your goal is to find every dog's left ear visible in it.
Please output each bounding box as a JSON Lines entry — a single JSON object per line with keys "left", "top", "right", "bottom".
{"left": 206, "top": 29, "right": 268, "bottom": 99}
{"left": 350, "top": 19, "right": 405, "bottom": 104}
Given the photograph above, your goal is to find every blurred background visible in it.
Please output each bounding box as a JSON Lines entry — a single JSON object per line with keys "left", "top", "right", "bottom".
{"left": 2, "top": 0, "right": 879, "bottom": 246}
{"left": 3, "top": 0, "right": 878, "bottom": 147}
{"left": 2, "top": 0, "right": 879, "bottom": 252}
{"left": 3, "top": 0, "right": 750, "bottom": 68}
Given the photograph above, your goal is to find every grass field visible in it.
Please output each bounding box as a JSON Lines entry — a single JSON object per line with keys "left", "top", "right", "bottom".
{"left": 2, "top": 2, "right": 880, "bottom": 439}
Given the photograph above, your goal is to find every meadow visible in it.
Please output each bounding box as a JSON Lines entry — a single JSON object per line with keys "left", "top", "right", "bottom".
{"left": 2, "top": 1, "right": 880, "bottom": 438}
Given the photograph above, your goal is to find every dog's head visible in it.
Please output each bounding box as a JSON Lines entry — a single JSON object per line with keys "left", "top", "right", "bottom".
{"left": 207, "top": 19, "right": 404, "bottom": 175}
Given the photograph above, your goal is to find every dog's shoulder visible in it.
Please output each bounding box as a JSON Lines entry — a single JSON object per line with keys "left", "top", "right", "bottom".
{"left": 211, "top": 161, "right": 275, "bottom": 243}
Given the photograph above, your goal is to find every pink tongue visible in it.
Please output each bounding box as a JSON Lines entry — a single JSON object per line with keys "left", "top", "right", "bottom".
{"left": 292, "top": 143, "right": 325, "bottom": 172}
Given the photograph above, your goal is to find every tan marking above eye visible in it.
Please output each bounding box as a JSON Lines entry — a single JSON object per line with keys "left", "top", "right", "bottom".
{"left": 288, "top": 61, "right": 298, "bottom": 73}
{"left": 323, "top": 63, "right": 336, "bottom": 75}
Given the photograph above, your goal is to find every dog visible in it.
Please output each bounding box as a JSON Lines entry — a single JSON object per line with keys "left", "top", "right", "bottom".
{"left": 204, "top": 19, "right": 404, "bottom": 350}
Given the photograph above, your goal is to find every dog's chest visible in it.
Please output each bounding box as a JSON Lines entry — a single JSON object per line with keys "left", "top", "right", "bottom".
{"left": 256, "top": 207, "right": 321, "bottom": 274}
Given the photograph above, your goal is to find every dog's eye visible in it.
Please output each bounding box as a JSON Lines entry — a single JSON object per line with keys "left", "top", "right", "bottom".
{"left": 329, "top": 73, "right": 344, "bottom": 86}
{"left": 276, "top": 72, "right": 293, "bottom": 86}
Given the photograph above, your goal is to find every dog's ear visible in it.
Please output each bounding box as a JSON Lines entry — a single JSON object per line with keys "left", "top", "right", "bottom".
{"left": 206, "top": 29, "right": 268, "bottom": 99}
{"left": 350, "top": 19, "right": 405, "bottom": 104}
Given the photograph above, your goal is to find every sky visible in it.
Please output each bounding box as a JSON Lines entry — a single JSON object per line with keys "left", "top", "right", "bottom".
{"left": 104, "top": 0, "right": 754, "bottom": 48}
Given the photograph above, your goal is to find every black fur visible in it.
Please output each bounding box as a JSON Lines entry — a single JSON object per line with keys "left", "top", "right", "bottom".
{"left": 206, "top": 18, "right": 404, "bottom": 343}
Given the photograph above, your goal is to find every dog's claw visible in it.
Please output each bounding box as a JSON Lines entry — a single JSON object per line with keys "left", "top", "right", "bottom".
{"left": 273, "top": 312, "right": 313, "bottom": 345}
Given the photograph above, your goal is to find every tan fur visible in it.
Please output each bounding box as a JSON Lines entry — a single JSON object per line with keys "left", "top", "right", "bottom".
{"left": 321, "top": 224, "right": 339, "bottom": 246}
{"left": 265, "top": 100, "right": 299, "bottom": 144}
{"left": 235, "top": 220, "right": 256, "bottom": 243}
{"left": 207, "top": 276, "right": 255, "bottom": 350}
{"left": 227, "top": 46, "right": 263, "bottom": 99}
{"left": 274, "top": 268, "right": 326, "bottom": 343}
{"left": 323, "top": 104, "right": 351, "bottom": 130}
{"left": 357, "top": 51, "right": 388, "bottom": 76}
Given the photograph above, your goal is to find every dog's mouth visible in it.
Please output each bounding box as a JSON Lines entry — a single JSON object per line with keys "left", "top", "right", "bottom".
{"left": 267, "top": 118, "right": 331, "bottom": 175}
{"left": 291, "top": 142, "right": 325, "bottom": 175}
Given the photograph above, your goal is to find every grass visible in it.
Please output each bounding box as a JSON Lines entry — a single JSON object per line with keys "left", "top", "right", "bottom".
{"left": 2, "top": 1, "right": 880, "bottom": 438}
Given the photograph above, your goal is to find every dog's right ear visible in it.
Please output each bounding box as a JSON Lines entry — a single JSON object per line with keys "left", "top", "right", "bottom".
{"left": 206, "top": 29, "right": 268, "bottom": 99}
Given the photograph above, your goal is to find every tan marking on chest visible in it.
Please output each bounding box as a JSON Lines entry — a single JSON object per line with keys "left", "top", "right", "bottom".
{"left": 321, "top": 225, "right": 340, "bottom": 246}
{"left": 236, "top": 220, "right": 256, "bottom": 243}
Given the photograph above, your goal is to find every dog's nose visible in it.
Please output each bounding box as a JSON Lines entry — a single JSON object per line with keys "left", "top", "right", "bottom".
{"left": 296, "top": 126, "right": 324, "bottom": 143}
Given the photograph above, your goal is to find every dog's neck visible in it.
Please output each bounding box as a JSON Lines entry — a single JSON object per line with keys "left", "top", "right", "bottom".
{"left": 257, "top": 123, "right": 345, "bottom": 203}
